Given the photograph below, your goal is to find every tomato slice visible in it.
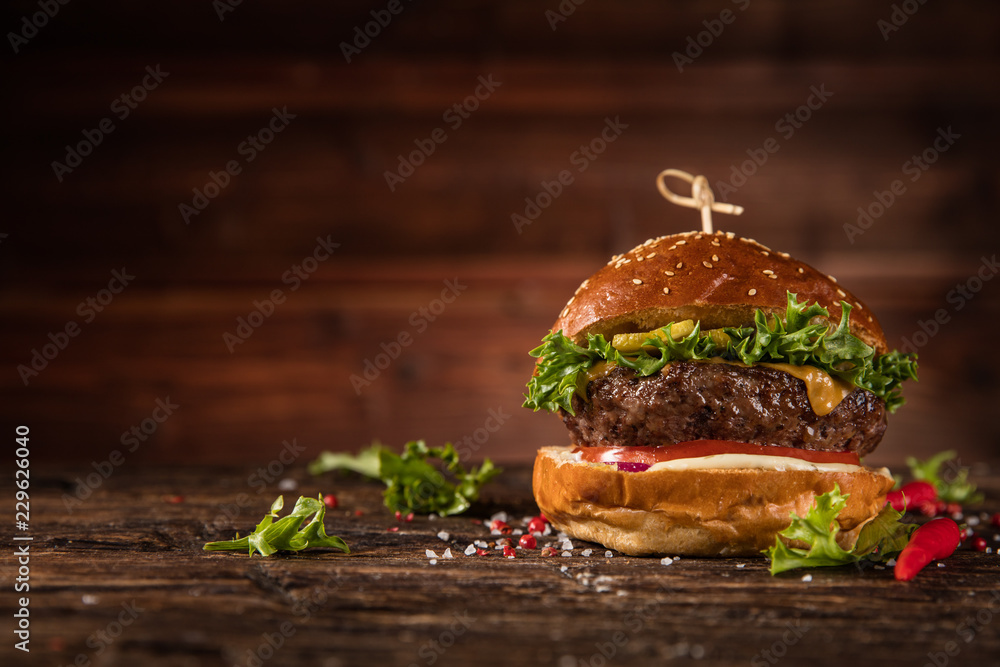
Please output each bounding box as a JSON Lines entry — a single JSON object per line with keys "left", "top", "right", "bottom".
{"left": 573, "top": 440, "right": 861, "bottom": 466}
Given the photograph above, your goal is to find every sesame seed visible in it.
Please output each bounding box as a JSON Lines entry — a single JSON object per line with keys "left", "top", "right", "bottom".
{"left": 828, "top": 274, "right": 838, "bottom": 283}
{"left": 768, "top": 275, "right": 777, "bottom": 280}
{"left": 662, "top": 287, "right": 670, "bottom": 295}
{"left": 567, "top": 296, "right": 575, "bottom": 304}
{"left": 779, "top": 252, "right": 790, "bottom": 259}
{"left": 837, "top": 289, "right": 846, "bottom": 297}
{"left": 636, "top": 256, "right": 645, "bottom": 262}
{"left": 676, "top": 262, "right": 684, "bottom": 269}
{"left": 798, "top": 268, "right": 804, "bottom": 274}
{"left": 623, "top": 259, "right": 632, "bottom": 264}
{"left": 664, "top": 271, "right": 675, "bottom": 276}
{"left": 748, "top": 288, "right": 757, "bottom": 296}
{"left": 646, "top": 253, "right": 656, "bottom": 259}
{"left": 693, "top": 235, "right": 702, "bottom": 240}
{"left": 711, "top": 240, "right": 721, "bottom": 247}
{"left": 855, "top": 302, "right": 863, "bottom": 310}
{"left": 762, "top": 270, "right": 774, "bottom": 275}
{"left": 712, "top": 254, "right": 719, "bottom": 262}
{"left": 703, "top": 261, "right": 713, "bottom": 268}
{"left": 760, "top": 251, "right": 769, "bottom": 257}
{"left": 676, "top": 240, "right": 687, "bottom": 245}
{"left": 726, "top": 232, "right": 735, "bottom": 239}
{"left": 633, "top": 278, "right": 643, "bottom": 285}
{"left": 668, "top": 245, "right": 677, "bottom": 251}
{"left": 560, "top": 307, "right": 569, "bottom": 317}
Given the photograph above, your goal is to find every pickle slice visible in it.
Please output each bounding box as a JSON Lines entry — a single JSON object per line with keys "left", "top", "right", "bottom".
{"left": 611, "top": 320, "right": 730, "bottom": 353}
{"left": 611, "top": 320, "right": 695, "bottom": 353}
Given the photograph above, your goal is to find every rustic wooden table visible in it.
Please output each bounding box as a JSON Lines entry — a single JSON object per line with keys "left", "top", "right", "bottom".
{"left": 6, "top": 464, "right": 1000, "bottom": 667}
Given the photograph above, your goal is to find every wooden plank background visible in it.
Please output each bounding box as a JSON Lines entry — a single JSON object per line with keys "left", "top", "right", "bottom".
{"left": 1, "top": 0, "right": 999, "bottom": 466}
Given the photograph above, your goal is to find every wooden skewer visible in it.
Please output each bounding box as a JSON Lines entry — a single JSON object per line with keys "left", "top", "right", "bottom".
{"left": 656, "top": 169, "right": 744, "bottom": 234}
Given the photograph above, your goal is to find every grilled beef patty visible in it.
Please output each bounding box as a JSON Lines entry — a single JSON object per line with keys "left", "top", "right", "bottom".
{"left": 562, "top": 362, "right": 886, "bottom": 455}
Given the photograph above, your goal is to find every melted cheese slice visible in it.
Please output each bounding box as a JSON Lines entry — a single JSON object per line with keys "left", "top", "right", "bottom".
{"left": 585, "top": 358, "right": 852, "bottom": 416}
{"left": 647, "top": 453, "right": 890, "bottom": 477}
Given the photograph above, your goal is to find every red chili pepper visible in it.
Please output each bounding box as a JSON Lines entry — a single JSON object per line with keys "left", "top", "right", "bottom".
{"left": 885, "top": 481, "right": 937, "bottom": 512}
{"left": 894, "top": 518, "right": 961, "bottom": 581}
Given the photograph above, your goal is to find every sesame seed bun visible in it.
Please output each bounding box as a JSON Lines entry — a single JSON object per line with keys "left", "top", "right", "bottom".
{"left": 533, "top": 446, "right": 895, "bottom": 557}
{"left": 552, "top": 231, "right": 888, "bottom": 354}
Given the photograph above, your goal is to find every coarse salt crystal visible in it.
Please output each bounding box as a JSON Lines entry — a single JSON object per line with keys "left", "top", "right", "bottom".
{"left": 475, "top": 540, "right": 488, "bottom": 548}
{"left": 464, "top": 544, "right": 476, "bottom": 556}
{"left": 425, "top": 549, "right": 438, "bottom": 559}
{"left": 736, "top": 564, "right": 745, "bottom": 569}
{"left": 560, "top": 565, "right": 568, "bottom": 573}
{"left": 278, "top": 478, "right": 297, "bottom": 491}
{"left": 938, "top": 563, "right": 946, "bottom": 568}
{"left": 513, "top": 529, "right": 523, "bottom": 535}
{"left": 561, "top": 551, "right": 572, "bottom": 557}
{"left": 801, "top": 574, "right": 813, "bottom": 582}
{"left": 968, "top": 516, "right": 980, "bottom": 526}
{"left": 443, "top": 548, "right": 453, "bottom": 559}
{"left": 887, "top": 558, "right": 897, "bottom": 566}
{"left": 561, "top": 540, "right": 574, "bottom": 550}
{"left": 605, "top": 551, "right": 613, "bottom": 558}
{"left": 437, "top": 531, "right": 450, "bottom": 541}
{"left": 660, "top": 557, "right": 673, "bottom": 566}
{"left": 429, "top": 559, "right": 438, "bottom": 565}
{"left": 582, "top": 549, "right": 593, "bottom": 557}
{"left": 490, "top": 511, "right": 509, "bottom": 523}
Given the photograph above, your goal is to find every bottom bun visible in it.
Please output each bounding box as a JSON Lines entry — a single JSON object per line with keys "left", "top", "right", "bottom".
{"left": 532, "top": 446, "right": 895, "bottom": 557}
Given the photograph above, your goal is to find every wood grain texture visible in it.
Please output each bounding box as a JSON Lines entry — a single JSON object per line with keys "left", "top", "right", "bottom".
{"left": 3, "top": 464, "right": 1000, "bottom": 667}
{"left": 2, "top": 1, "right": 999, "bottom": 465}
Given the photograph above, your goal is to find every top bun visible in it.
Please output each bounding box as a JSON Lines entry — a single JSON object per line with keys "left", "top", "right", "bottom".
{"left": 552, "top": 231, "right": 887, "bottom": 354}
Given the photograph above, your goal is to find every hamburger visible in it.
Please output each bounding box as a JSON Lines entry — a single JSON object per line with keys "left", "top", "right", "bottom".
{"left": 524, "top": 230, "right": 918, "bottom": 557}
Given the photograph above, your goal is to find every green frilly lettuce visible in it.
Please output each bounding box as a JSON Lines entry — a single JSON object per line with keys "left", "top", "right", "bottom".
{"left": 523, "top": 292, "right": 918, "bottom": 415}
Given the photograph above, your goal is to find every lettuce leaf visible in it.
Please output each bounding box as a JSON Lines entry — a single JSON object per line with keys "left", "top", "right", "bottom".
{"left": 524, "top": 292, "right": 918, "bottom": 415}
{"left": 309, "top": 441, "right": 501, "bottom": 516}
{"left": 765, "top": 486, "right": 916, "bottom": 575}
{"left": 204, "top": 495, "right": 350, "bottom": 557}
{"left": 906, "top": 450, "right": 983, "bottom": 504}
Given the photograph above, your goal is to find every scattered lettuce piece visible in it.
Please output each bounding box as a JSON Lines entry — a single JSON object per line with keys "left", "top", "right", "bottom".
{"left": 204, "top": 495, "right": 349, "bottom": 557}
{"left": 765, "top": 485, "right": 916, "bottom": 575}
{"left": 524, "top": 292, "right": 918, "bottom": 416}
{"left": 307, "top": 442, "right": 384, "bottom": 478}
{"left": 906, "top": 450, "right": 983, "bottom": 504}
{"left": 309, "top": 441, "right": 501, "bottom": 517}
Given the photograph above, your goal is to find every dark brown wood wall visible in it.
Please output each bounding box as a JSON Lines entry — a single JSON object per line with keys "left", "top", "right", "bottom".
{"left": 2, "top": 0, "right": 999, "bottom": 466}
